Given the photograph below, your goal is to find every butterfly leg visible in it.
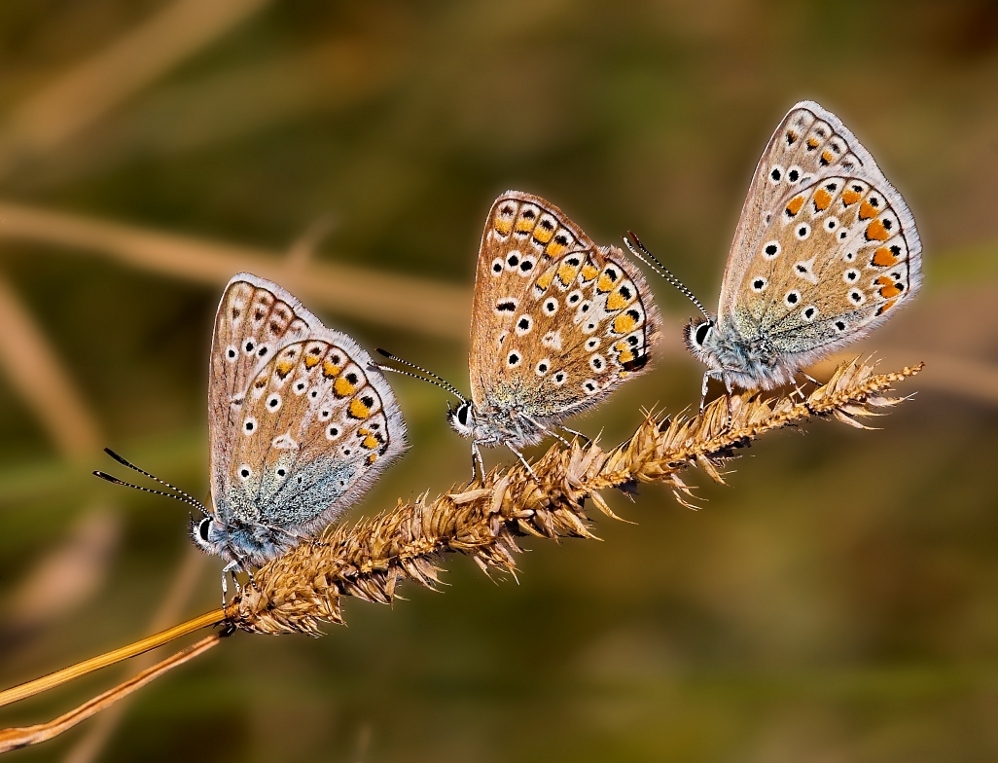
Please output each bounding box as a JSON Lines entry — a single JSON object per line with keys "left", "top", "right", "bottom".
{"left": 220, "top": 559, "right": 242, "bottom": 608}
{"left": 698, "top": 371, "right": 712, "bottom": 413}
{"left": 470, "top": 437, "right": 497, "bottom": 484}
{"left": 559, "top": 425, "right": 592, "bottom": 446}
{"left": 791, "top": 371, "right": 821, "bottom": 400}
{"left": 505, "top": 443, "right": 537, "bottom": 480}
{"left": 699, "top": 370, "right": 725, "bottom": 414}
{"left": 520, "top": 413, "right": 572, "bottom": 448}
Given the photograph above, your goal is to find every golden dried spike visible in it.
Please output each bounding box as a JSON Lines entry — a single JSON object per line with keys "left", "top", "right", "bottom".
{"left": 232, "top": 359, "right": 922, "bottom": 636}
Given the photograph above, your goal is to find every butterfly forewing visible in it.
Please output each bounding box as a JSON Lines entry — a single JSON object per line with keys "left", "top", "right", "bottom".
{"left": 209, "top": 276, "right": 317, "bottom": 503}
{"left": 469, "top": 192, "right": 660, "bottom": 424}
{"left": 719, "top": 101, "right": 921, "bottom": 356}
{"left": 209, "top": 273, "right": 406, "bottom": 546}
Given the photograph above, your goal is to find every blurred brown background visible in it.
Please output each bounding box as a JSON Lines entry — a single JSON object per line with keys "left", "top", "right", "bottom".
{"left": 1, "top": 1, "right": 997, "bottom": 761}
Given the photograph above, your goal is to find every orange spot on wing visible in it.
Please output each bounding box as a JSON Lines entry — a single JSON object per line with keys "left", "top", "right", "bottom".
{"left": 535, "top": 269, "right": 554, "bottom": 290}
{"left": 596, "top": 273, "right": 616, "bottom": 293}
{"left": 807, "top": 137, "right": 820, "bottom": 149}
{"left": 879, "top": 284, "right": 902, "bottom": 299}
{"left": 557, "top": 263, "right": 579, "bottom": 286}
{"left": 859, "top": 201, "right": 877, "bottom": 220}
{"left": 579, "top": 264, "right": 598, "bottom": 282}
{"left": 493, "top": 213, "right": 514, "bottom": 235}
{"left": 515, "top": 217, "right": 534, "bottom": 234}
{"left": 322, "top": 360, "right": 341, "bottom": 378}
{"left": 304, "top": 355, "right": 321, "bottom": 369}
{"left": 361, "top": 435, "right": 379, "bottom": 449}
{"left": 877, "top": 299, "right": 897, "bottom": 315}
{"left": 349, "top": 398, "right": 371, "bottom": 419}
{"left": 606, "top": 290, "right": 629, "bottom": 311}
{"left": 532, "top": 225, "right": 554, "bottom": 244}
{"left": 813, "top": 188, "right": 832, "bottom": 211}
{"left": 871, "top": 247, "right": 899, "bottom": 267}
{"left": 617, "top": 348, "right": 635, "bottom": 365}
{"left": 334, "top": 376, "right": 356, "bottom": 397}
{"left": 785, "top": 196, "right": 805, "bottom": 217}
{"left": 367, "top": 453, "right": 378, "bottom": 464}
{"left": 820, "top": 149, "right": 834, "bottom": 165}
{"left": 865, "top": 219, "right": 890, "bottom": 241}
{"left": 545, "top": 241, "right": 567, "bottom": 258}
{"left": 613, "top": 312, "right": 638, "bottom": 335}
{"left": 841, "top": 188, "right": 862, "bottom": 205}
{"left": 275, "top": 360, "right": 294, "bottom": 379}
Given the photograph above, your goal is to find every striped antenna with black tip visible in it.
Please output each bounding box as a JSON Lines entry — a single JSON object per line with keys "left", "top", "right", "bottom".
{"left": 94, "top": 448, "right": 208, "bottom": 516}
{"left": 374, "top": 348, "right": 468, "bottom": 403}
{"left": 624, "top": 231, "right": 712, "bottom": 322}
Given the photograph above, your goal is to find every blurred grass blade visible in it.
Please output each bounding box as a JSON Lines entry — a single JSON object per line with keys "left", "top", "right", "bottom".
{"left": 0, "top": 200, "right": 468, "bottom": 338}
{"left": 0, "top": 0, "right": 274, "bottom": 179}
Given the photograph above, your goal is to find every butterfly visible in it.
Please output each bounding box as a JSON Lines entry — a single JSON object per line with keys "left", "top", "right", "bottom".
{"left": 630, "top": 100, "right": 922, "bottom": 408}
{"left": 195, "top": 273, "right": 408, "bottom": 583}
{"left": 97, "top": 273, "right": 408, "bottom": 596}
{"left": 382, "top": 191, "right": 661, "bottom": 479}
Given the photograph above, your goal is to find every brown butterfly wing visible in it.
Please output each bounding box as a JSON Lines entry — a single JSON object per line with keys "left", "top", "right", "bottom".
{"left": 719, "top": 100, "right": 891, "bottom": 317}
{"left": 720, "top": 102, "right": 921, "bottom": 363}
{"left": 208, "top": 273, "right": 406, "bottom": 534}
{"left": 224, "top": 334, "right": 405, "bottom": 538}
{"left": 209, "top": 274, "right": 316, "bottom": 508}
{"left": 469, "top": 192, "right": 661, "bottom": 424}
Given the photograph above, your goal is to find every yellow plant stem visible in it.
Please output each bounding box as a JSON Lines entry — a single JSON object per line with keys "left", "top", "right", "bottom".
{"left": 0, "top": 633, "right": 221, "bottom": 753}
{"left": 0, "top": 607, "right": 227, "bottom": 708}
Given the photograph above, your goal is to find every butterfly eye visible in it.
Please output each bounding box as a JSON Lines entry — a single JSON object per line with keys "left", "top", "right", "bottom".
{"left": 457, "top": 404, "right": 470, "bottom": 427}
{"left": 694, "top": 321, "right": 712, "bottom": 346}
{"left": 197, "top": 518, "right": 212, "bottom": 543}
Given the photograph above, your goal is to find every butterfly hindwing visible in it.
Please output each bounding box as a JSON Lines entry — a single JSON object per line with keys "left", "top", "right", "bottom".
{"left": 224, "top": 334, "right": 404, "bottom": 539}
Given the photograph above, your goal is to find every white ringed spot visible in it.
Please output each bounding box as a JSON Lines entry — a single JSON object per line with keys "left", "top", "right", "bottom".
{"left": 762, "top": 241, "right": 781, "bottom": 260}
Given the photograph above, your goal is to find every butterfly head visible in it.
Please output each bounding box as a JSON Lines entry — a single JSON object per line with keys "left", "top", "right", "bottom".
{"left": 447, "top": 400, "right": 478, "bottom": 439}
{"left": 683, "top": 314, "right": 719, "bottom": 365}
{"left": 191, "top": 515, "right": 225, "bottom": 557}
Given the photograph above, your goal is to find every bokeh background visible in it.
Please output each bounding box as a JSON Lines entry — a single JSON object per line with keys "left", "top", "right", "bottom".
{"left": 1, "top": 1, "right": 997, "bottom": 761}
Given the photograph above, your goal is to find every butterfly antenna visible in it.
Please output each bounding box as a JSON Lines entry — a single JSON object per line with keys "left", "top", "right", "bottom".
{"left": 95, "top": 448, "right": 208, "bottom": 515}
{"left": 374, "top": 348, "right": 468, "bottom": 403}
{"left": 624, "top": 231, "right": 712, "bottom": 321}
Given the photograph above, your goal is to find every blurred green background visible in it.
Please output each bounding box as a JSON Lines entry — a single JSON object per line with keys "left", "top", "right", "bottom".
{"left": 1, "top": 1, "right": 997, "bottom": 761}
